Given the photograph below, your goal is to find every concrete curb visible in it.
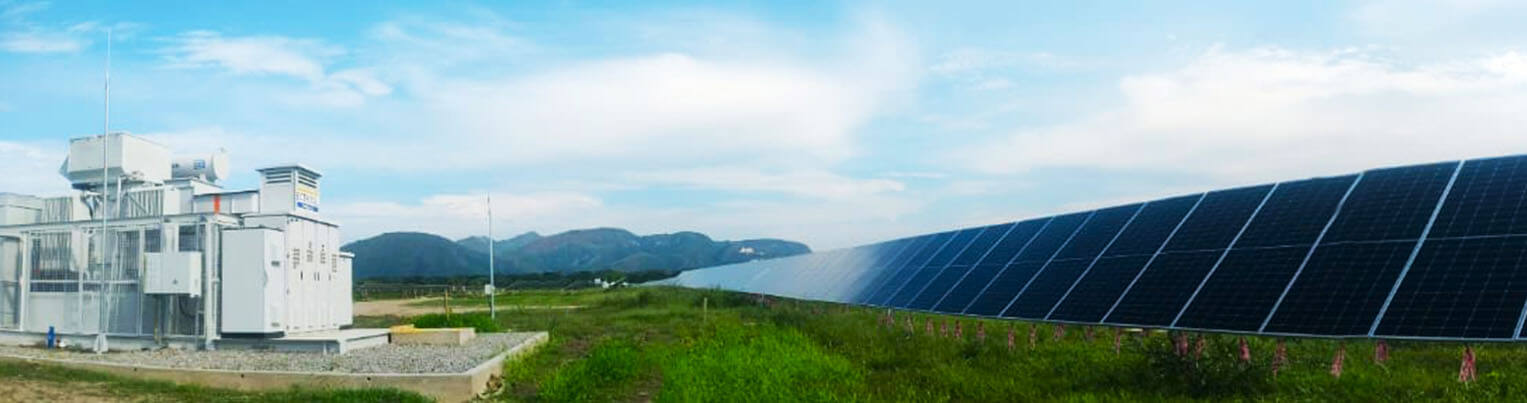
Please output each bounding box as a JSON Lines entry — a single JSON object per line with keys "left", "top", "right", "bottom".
{"left": 0, "top": 331, "right": 549, "bottom": 402}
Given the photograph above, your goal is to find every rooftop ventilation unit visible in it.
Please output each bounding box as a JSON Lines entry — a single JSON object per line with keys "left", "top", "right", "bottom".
{"left": 60, "top": 132, "right": 171, "bottom": 190}
{"left": 258, "top": 165, "right": 322, "bottom": 219}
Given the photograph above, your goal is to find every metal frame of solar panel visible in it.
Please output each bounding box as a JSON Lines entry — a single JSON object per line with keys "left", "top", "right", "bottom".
{"left": 666, "top": 154, "right": 1527, "bottom": 342}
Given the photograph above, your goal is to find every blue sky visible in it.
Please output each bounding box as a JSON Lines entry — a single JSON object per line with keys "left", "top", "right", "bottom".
{"left": 4, "top": 1, "right": 1527, "bottom": 249}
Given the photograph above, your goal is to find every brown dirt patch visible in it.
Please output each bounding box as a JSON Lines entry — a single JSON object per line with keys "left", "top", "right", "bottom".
{"left": 0, "top": 380, "right": 124, "bottom": 403}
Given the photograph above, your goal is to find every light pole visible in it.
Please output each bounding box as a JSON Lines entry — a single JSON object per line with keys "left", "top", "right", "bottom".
{"left": 487, "top": 195, "right": 495, "bottom": 320}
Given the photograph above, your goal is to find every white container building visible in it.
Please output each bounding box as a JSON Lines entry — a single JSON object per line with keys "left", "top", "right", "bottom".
{"left": 0, "top": 133, "right": 362, "bottom": 351}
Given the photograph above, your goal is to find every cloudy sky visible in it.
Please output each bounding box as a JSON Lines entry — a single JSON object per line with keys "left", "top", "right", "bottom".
{"left": 3, "top": 1, "right": 1527, "bottom": 250}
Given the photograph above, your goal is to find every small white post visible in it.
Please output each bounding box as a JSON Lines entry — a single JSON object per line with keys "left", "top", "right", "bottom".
{"left": 487, "top": 195, "right": 495, "bottom": 320}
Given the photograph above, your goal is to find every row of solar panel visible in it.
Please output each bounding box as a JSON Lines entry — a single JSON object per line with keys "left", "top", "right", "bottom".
{"left": 671, "top": 155, "right": 1527, "bottom": 340}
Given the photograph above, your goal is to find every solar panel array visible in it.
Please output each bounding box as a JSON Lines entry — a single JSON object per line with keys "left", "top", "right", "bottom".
{"left": 670, "top": 155, "right": 1527, "bottom": 341}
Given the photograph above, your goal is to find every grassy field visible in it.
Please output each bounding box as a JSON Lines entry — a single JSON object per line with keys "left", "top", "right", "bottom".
{"left": 10, "top": 286, "right": 1527, "bottom": 401}
{"left": 407, "top": 289, "right": 622, "bottom": 308}
{"left": 369, "top": 287, "right": 1527, "bottom": 402}
{"left": 0, "top": 359, "right": 429, "bottom": 402}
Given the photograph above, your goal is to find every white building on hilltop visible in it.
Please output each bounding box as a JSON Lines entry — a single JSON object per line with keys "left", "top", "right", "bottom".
{"left": 0, "top": 133, "right": 358, "bottom": 352}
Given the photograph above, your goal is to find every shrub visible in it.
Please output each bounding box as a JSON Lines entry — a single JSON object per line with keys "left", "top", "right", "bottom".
{"left": 411, "top": 312, "right": 501, "bottom": 333}
{"left": 1138, "top": 333, "right": 1272, "bottom": 398}
{"left": 539, "top": 340, "right": 646, "bottom": 401}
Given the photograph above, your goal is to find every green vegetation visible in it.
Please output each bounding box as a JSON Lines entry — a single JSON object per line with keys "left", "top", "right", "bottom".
{"left": 11, "top": 286, "right": 1527, "bottom": 402}
{"left": 356, "top": 270, "right": 678, "bottom": 300}
{"left": 0, "top": 359, "right": 428, "bottom": 402}
{"left": 386, "top": 286, "right": 1527, "bottom": 402}
{"left": 413, "top": 311, "right": 503, "bottom": 333}
{"left": 408, "top": 288, "right": 626, "bottom": 308}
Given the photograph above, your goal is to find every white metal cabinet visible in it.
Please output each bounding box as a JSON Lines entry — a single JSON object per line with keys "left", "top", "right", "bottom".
{"left": 219, "top": 227, "right": 286, "bottom": 336}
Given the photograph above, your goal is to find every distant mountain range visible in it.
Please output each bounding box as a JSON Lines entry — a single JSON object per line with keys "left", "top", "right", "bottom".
{"left": 341, "top": 227, "right": 812, "bottom": 279}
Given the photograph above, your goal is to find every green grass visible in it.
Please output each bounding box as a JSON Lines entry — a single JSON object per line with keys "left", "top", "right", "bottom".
{"left": 406, "top": 289, "right": 620, "bottom": 308}
{"left": 413, "top": 311, "right": 504, "bottom": 333}
{"left": 0, "top": 359, "right": 429, "bottom": 402}
{"left": 18, "top": 286, "right": 1527, "bottom": 402}
{"left": 446, "top": 286, "right": 1527, "bottom": 402}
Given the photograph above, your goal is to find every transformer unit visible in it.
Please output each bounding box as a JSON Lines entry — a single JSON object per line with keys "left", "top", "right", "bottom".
{"left": 0, "top": 132, "right": 359, "bottom": 351}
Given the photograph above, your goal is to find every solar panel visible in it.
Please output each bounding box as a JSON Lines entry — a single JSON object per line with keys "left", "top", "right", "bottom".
{"left": 1262, "top": 242, "right": 1420, "bottom": 335}
{"left": 1100, "top": 195, "right": 1204, "bottom": 256}
{"left": 865, "top": 233, "right": 951, "bottom": 305}
{"left": 1427, "top": 155, "right": 1527, "bottom": 238}
{"left": 886, "top": 228, "right": 984, "bottom": 307}
{"left": 1161, "top": 185, "right": 1275, "bottom": 252}
{"left": 931, "top": 219, "right": 1049, "bottom": 312}
{"left": 815, "top": 245, "right": 883, "bottom": 302}
{"left": 963, "top": 212, "right": 1091, "bottom": 315}
{"left": 1104, "top": 251, "right": 1224, "bottom": 326}
{"left": 1002, "top": 204, "right": 1142, "bottom": 318}
{"left": 1050, "top": 204, "right": 1145, "bottom": 260}
{"left": 1048, "top": 194, "right": 1203, "bottom": 322}
{"left": 1264, "top": 162, "right": 1461, "bottom": 336}
{"left": 1173, "top": 175, "right": 1359, "bottom": 330}
{"left": 1373, "top": 156, "right": 1527, "bottom": 339}
{"left": 1047, "top": 255, "right": 1156, "bottom": 322}
{"left": 671, "top": 154, "right": 1527, "bottom": 342}
{"left": 907, "top": 224, "right": 1015, "bottom": 310}
{"left": 1233, "top": 175, "right": 1361, "bottom": 248}
{"left": 855, "top": 242, "right": 908, "bottom": 301}
{"left": 952, "top": 224, "right": 1015, "bottom": 266}
{"left": 1103, "top": 185, "right": 1274, "bottom": 326}
{"left": 1173, "top": 246, "right": 1313, "bottom": 331}
{"left": 842, "top": 239, "right": 919, "bottom": 302}
{"left": 1002, "top": 259, "right": 1095, "bottom": 318}
{"left": 1374, "top": 237, "right": 1527, "bottom": 338}
{"left": 1321, "top": 162, "right": 1459, "bottom": 242}
{"left": 850, "top": 236, "right": 931, "bottom": 304}
{"left": 890, "top": 227, "right": 988, "bottom": 309}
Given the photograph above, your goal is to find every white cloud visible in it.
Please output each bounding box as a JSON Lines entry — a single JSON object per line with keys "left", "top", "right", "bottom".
{"left": 379, "top": 14, "right": 918, "bottom": 169}
{"left": 369, "top": 17, "right": 532, "bottom": 67}
{"left": 146, "top": 14, "right": 917, "bottom": 173}
{"left": 629, "top": 168, "right": 905, "bottom": 200}
{"left": 1350, "top": 0, "right": 1526, "bottom": 39}
{"left": 329, "top": 187, "right": 925, "bottom": 249}
{"left": 99, "top": 12, "right": 924, "bottom": 249}
{"left": 0, "top": 141, "right": 69, "bottom": 196}
{"left": 0, "top": 2, "right": 114, "bottom": 53}
{"left": 0, "top": 30, "right": 81, "bottom": 52}
{"left": 972, "top": 77, "right": 1014, "bottom": 90}
{"left": 959, "top": 47, "right": 1527, "bottom": 183}
{"left": 422, "top": 54, "right": 868, "bottom": 162}
{"left": 931, "top": 48, "right": 1075, "bottom": 75}
{"left": 162, "top": 31, "right": 391, "bottom": 107}
{"left": 330, "top": 191, "right": 604, "bottom": 241}
{"left": 930, "top": 48, "right": 1076, "bottom": 91}
{"left": 165, "top": 31, "right": 333, "bottom": 80}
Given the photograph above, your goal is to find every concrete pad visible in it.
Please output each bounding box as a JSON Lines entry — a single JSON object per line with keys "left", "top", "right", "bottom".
{"left": 0, "top": 332, "right": 548, "bottom": 402}
{"left": 390, "top": 325, "right": 476, "bottom": 346}
{"left": 217, "top": 328, "right": 391, "bottom": 354}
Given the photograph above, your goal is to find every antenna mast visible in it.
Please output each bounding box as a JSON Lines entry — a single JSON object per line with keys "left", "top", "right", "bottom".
{"left": 93, "top": 28, "right": 112, "bottom": 354}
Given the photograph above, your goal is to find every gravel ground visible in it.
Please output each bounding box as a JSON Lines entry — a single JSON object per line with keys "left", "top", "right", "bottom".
{"left": 0, "top": 332, "right": 540, "bottom": 374}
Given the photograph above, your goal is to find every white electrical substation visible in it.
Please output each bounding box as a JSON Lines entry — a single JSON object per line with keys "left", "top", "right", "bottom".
{"left": 0, "top": 133, "right": 379, "bottom": 352}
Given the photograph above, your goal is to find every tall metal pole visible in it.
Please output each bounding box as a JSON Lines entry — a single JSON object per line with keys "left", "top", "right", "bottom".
{"left": 487, "top": 195, "right": 495, "bottom": 319}
{"left": 94, "top": 28, "right": 112, "bottom": 354}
